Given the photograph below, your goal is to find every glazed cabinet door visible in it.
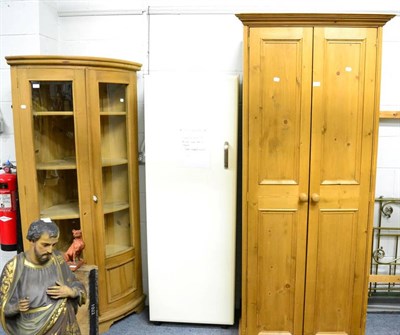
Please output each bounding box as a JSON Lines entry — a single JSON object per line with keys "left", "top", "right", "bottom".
{"left": 11, "top": 67, "right": 94, "bottom": 257}
{"left": 245, "top": 27, "right": 313, "bottom": 335}
{"left": 304, "top": 27, "right": 379, "bottom": 335}
{"left": 86, "top": 69, "right": 142, "bottom": 316}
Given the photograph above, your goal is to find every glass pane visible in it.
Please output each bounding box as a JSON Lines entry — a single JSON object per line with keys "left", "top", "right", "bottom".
{"left": 99, "top": 83, "right": 126, "bottom": 113}
{"left": 99, "top": 82, "right": 132, "bottom": 257}
{"left": 53, "top": 219, "right": 81, "bottom": 253}
{"left": 102, "top": 164, "right": 132, "bottom": 257}
{"left": 32, "top": 70, "right": 81, "bottom": 254}
{"left": 34, "top": 115, "right": 76, "bottom": 166}
{"left": 31, "top": 81, "right": 73, "bottom": 112}
{"left": 37, "top": 168, "right": 80, "bottom": 237}
{"left": 105, "top": 209, "right": 131, "bottom": 256}
{"left": 100, "top": 115, "right": 127, "bottom": 162}
{"left": 37, "top": 169, "right": 81, "bottom": 254}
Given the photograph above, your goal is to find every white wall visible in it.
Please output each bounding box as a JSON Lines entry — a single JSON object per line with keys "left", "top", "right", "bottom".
{"left": 0, "top": 0, "right": 59, "bottom": 270}
{"left": 1, "top": 0, "right": 400, "bottom": 298}
{"left": 377, "top": 17, "right": 400, "bottom": 198}
{"left": 373, "top": 17, "right": 400, "bottom": 271}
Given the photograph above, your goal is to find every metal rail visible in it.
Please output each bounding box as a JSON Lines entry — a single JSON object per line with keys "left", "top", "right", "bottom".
{"left": 369, "top": 197, "right": 400, "bottom": 295}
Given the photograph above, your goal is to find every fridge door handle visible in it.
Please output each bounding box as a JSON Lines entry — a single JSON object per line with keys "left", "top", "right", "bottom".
{"left": 224, "top": 141, "right": 229, "bottom": 169}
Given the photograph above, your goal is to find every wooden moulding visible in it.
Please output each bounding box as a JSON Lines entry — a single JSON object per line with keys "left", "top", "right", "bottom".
{"left": 5, "top": 55, "right": 142, "bottom": 72}
{"left": 369, "top": 274, "right": 400, "bottom": 283}
{"left": 380, "top": 111, "right": 400, "bottom": 119}
{"left": 236, "top": 13, "right": 395, "bottom": 27}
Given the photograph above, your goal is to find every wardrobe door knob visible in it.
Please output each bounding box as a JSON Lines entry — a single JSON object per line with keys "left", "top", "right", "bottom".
{"left": 299, "top": 193, "right": 308, "bottom": 202}
{"left": 311, "top": 193, "right": 320, "bottom": 203}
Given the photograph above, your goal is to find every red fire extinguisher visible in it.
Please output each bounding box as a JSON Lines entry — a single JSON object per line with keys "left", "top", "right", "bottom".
{"left": 0, "top": 161, "right": 18, "bottom": 251}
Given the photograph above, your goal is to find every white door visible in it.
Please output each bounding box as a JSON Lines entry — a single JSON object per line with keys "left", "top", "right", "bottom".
{"left": 145, "top": 73, "right": 238, "bottom": 324}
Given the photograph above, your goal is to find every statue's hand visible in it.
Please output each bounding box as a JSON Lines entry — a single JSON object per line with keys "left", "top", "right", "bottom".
{"left": 18, "top": 297, "right": 30, "bottom": 312}
{"left": 46, "top": 281, "right": 76, "bottom": 299}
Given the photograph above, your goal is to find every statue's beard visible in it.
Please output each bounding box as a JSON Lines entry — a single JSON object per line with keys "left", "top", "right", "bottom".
{"left": 35, "top": 248, "right": 51, "bottom": 264}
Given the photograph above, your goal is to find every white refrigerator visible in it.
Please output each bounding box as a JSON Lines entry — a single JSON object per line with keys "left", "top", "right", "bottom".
{"left": 144, "top": 73, "right": 238, "bottom": 325}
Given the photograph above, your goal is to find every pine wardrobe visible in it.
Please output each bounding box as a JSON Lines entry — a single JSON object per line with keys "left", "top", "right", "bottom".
{"left": 237, "top": 14, "right": 394, "bottom": 335}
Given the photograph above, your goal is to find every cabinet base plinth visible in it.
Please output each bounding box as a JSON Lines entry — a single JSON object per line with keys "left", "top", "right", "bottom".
{"left": 99, "top": 295, "right": 146, "bottom": 334}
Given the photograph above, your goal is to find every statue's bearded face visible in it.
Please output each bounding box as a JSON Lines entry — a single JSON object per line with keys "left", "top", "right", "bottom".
{"left": 33, "top": 233, "right": 59, "bottom": 265}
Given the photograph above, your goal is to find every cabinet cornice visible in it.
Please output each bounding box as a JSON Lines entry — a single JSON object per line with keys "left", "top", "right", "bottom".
{"left": 236, "top": 13, "right": 395, "bottom": 27}
{"left": 6, "top": 55, "right": 142, "bottom": 72}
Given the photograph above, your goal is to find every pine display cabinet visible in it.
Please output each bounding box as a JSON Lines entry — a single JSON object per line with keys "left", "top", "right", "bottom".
{"left": 6, "top": 55, "right": 145, "bottom": 333}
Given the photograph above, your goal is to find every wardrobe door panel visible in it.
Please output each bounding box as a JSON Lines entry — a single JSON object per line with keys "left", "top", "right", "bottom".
{"left": 246, "top": 27, "right": 312, "bottom": 335}
{"left": 305, "top": 27, "right": 378, "bottom": 335}
{"left": 256, "top": 211, "right": 299, "bottom": 331}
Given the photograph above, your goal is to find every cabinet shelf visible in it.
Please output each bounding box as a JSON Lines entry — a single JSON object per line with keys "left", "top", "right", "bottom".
{"left": 106, "top": 244, "right": 132, "bottom": 257}
{"left": 36, "top": 158, "right": 128, "bottom": 170}
{"left": 41, "top": 202, "right": 80, "bottom": 219}
{"left": 37, "top": 158, "right": 77, "bottom": 170}
{"left": 100, "top": 111, "right": 126, "bottom": 116}
{"left": 102, "top": 158, "right": 128, "bottom": 167}
{"left": 40, "top": 200, "right": 130, "bottom": 219}
{"left": 33, "top": 111, "right": 74, "bottom": 116}
{"left": 103, "top": 201, "right": 129, "bottom": 214}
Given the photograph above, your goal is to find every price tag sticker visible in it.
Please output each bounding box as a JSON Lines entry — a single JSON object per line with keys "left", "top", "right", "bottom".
{"left": 0, "top": 194, "right": 12, "bottom": 208}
